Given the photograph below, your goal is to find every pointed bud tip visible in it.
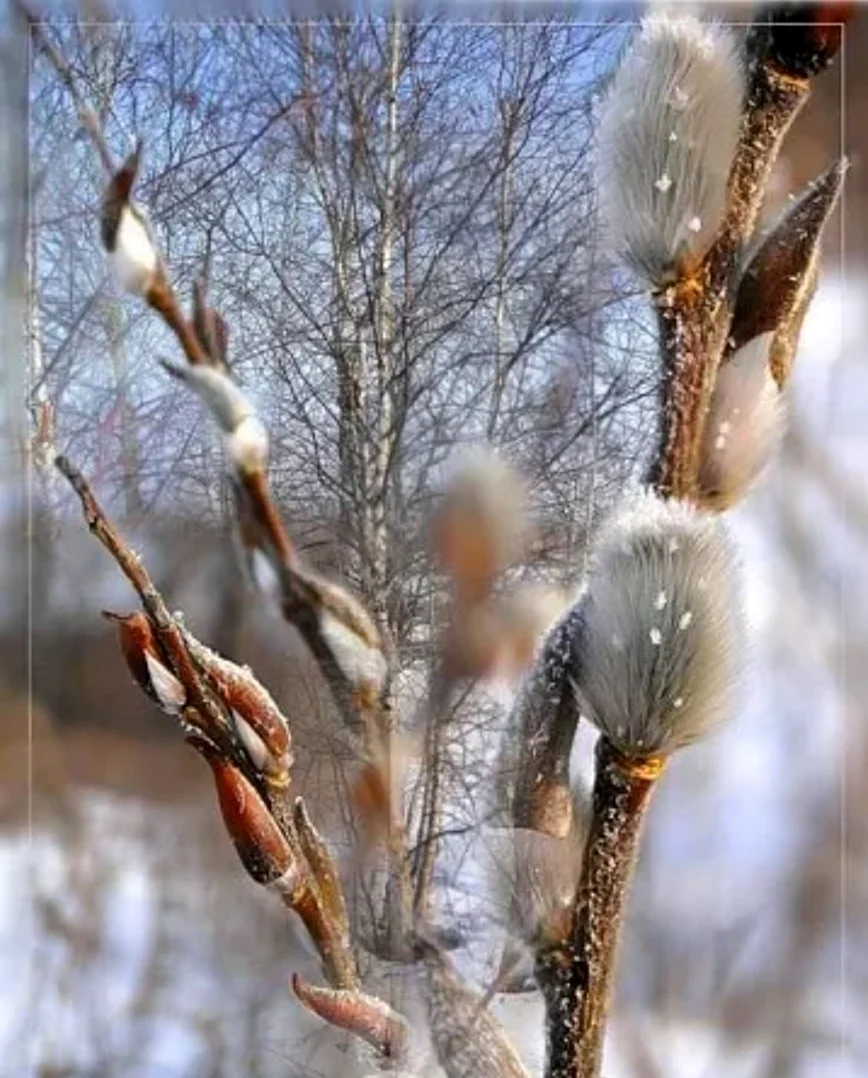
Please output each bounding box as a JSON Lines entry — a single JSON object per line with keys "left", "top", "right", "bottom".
{"left": 750, "top": 3, "right": 854, "bottom": 79}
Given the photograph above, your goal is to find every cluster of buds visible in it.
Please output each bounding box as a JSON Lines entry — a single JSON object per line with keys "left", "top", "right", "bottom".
{"left": 104, "top": 607, "right": 293, "bottom": 789}
{"left": 100, "top": 140, "right": 270, "bottom": 481}
{"left": 507, "top": 20, "right": 849, "bottom": 1061}
{"left": 180, "top": 629, "right": 293, "bottom": 787}
{"left": 598, "top": 12, "right": 845, "bottom": 513}
{"left": 98, "top": 126, "right": 392, "bottom": 728}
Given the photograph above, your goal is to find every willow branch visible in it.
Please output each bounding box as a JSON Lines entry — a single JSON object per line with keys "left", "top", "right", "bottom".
{"left": 42, "top": 24, "right": 416, "bottom": 1052}
{"left": 56, "top": 455, "right": 370, "bottom": 1000}
{"left": 24, "top": 7, "right": 116, "bottom": 175}
{"left": 649, "top": 11, "right": 834, "bottom": 501}
{"left": 537, "top": 741, "right": 663, "bottom": 1078}
{"left": 55, "top": 454, "right": 229, "bottom": 743}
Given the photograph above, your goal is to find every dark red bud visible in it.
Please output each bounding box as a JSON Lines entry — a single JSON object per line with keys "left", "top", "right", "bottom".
{"left": 201, "top": 749, "right": 297, "bottom": 889}
{"left": 749, "top": 3, "right": 855, "bottom": 79}
{"left": 103, "top": 609, "right": 185, "bottom": 713}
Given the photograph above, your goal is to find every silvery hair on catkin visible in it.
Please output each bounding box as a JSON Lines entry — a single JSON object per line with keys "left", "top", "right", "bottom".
{"left": 597, "top": 14, "right": 744, "bottom": 285}
{"left": 572, "top": 489, "right": 742, "bottom": 756}
{"left": 698, "top": 333, "right": 786, "bottom": 510}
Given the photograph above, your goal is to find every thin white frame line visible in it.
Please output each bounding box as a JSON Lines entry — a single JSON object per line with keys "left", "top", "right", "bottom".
{"left": 837, "top": 20, "right": 849, "bottom": 1076}
{"left": 26, "top": 24, "right": 36, "bottom": 1078}
{"left": 25, "top": 19, "right": 854, "bottom": 28}
{"left": 24, "top": 12, "right": 854, "bottom": 1075}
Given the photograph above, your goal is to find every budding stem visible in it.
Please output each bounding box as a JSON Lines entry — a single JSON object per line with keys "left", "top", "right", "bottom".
{"left": 537, "top": 738, "right": 663, "bottom": 1078}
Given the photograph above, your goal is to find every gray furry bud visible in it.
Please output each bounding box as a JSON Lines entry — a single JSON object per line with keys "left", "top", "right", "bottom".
{"left": 598, "top": 14, "right": 744, "bottom": 285}
{"left": 433, "top": 447, "right": 531, "bottom": 601}
{"left": 159, "top": 361, "right": 269, "bottom": 473}
{"left": 159, "top": 361, "right": 252, "bottom": 432}
{"left": 698, "top": 333, "right": 785, "bottom": 510}
{"left": 572, "top": 489, "right": 742, "bottom": 756}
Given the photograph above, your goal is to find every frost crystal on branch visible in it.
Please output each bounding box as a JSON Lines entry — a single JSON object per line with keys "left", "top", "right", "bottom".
{"left": 598, "top": 14, "right": 743, "bottom": 285}
{"left": 572, "top": 489, "right": 742, "bottom": 756}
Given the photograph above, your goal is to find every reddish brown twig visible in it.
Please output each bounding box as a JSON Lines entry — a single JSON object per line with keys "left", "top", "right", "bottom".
{"left": 55, "top": 454, "right": 228, "bottom": 743}
{"left": 56, "top": 454, "right": 364, "bottom": 994}
{"left": 291, "top": 974, "right": 410, "bottom": 1061}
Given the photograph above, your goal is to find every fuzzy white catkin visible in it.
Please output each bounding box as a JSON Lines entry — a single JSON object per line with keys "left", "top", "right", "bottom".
{"left": 439, "top": 446, "right": 530, "bottom": 573}
{"left": 698, "top": 333, "right": 785, "bottom": 509}
{"left": 598, "top": 14, "right": 744, "bottom": 285}
{"left": 572, "top": 489, "right": 742, "bottom": 756}
{"left": 161, "top": 363, "right": 254, "bottom": 432}
{"left": 161, "top": 362, "right": 269, "bottom": 471}
{"left": 110, "top": 205, "right": 158, "bottom": 295}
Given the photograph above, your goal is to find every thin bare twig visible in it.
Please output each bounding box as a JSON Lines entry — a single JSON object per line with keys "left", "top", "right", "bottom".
{"left": 24, "top": 9, "right": 116, "bottom": 175}
{"left": 55, "top": 454, "right": 365, "bottom": 997}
